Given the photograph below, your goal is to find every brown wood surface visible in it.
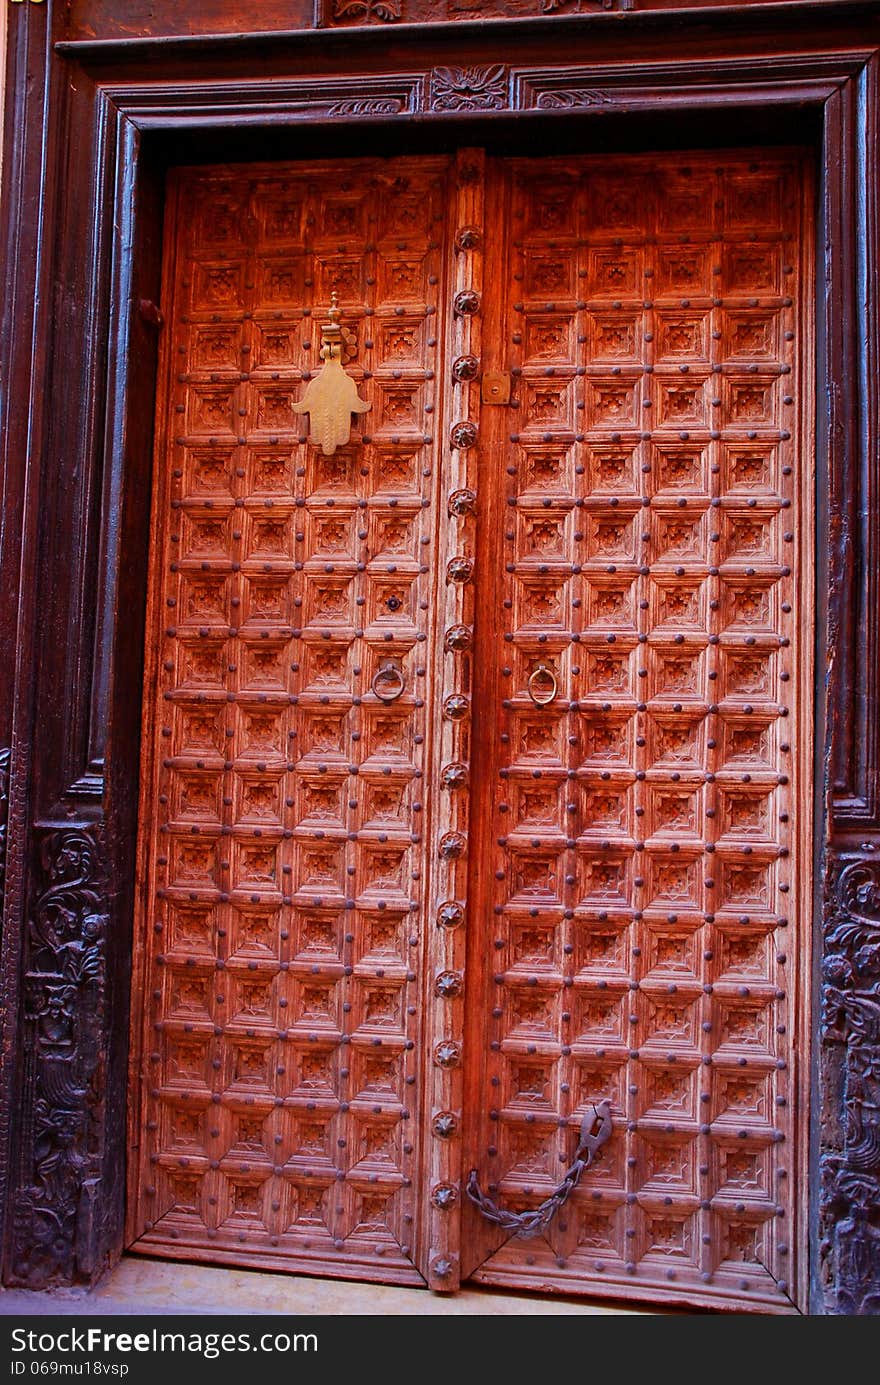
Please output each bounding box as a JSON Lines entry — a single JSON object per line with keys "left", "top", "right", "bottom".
{"left": 130, "top": 147, "right": 812, "bottom": 1311}
{"left": 463, "top": 151, "right": 812, "bottom": 1312}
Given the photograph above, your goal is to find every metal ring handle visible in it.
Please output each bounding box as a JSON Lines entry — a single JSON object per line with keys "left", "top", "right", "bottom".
{"left": 527, "top": 662, "right": 558, "bottom": 707}
{"left": 371, "top": 661, "right": 406, "bottom": 703}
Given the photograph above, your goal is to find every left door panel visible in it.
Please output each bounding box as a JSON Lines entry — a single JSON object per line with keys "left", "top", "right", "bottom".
{"left": 128, "top": 159, "right": 454, "bottom": 1286}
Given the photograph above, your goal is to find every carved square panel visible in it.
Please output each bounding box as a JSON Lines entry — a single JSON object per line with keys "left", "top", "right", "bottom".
{"left": 637, "top": 1062, "right": 699, "bottom": 1123}
{"left": 301, "top": 644, "right": 351, "bottom": 694}
{"left": 359, "top": 780, "right": 412, "bottom": 833}
{"left": 190, "top": 260, "right": 246, "bottom": 312}
{"left": 287, "top": 976, "right": 340, "bottom": 1035}
{"left": 713, "top": 1000, "right": 775, "bottom": 1058}
{"left": 315, "top": 255, "right": 368, "bottom": 304}
{"left": 162, "top": 1031, "right": 213, "bottom": 1089}
{"left": 251, "top": 321, "right": 302, "bottom": 373}
{"left": 584, "top": 378, "right": 639, "bottom": 431}
{"left": 182, "top": 446, "right": 235, "bottom": 502}
{"left": 303, "top": 577, "right": 355, "bottom": 630}
{"left": 587, "top": 176, "right": 646, "bottom": 235}
{"left": 504, "top": 1058, "right": 558, "bottom": 1113}
{"left": 655, "top": 172, "right": 715, "bottom": 232}
{"left": 354, "top": 910, "right": 408, "bottom": 967}
{"left": 507, "top": 849, "right": 565, "bottom": 906}
{"left": 584, "top": 311, "right": 643, "bottom": 364}
{"left": 511, "top": 712, "right": 567, "bottom": 767}
{"left": 228, "top": 905, "right": 281, "bottom": 963}
{"left": 722, "top": 243, "right": 782, "bottom": 294}
{"left": 574, "top": 852, "right": 631, "bottom": 908}
{"left": 712, "top": 926, "right": 773, "bottom": 986}
{"left": 368, "top": 511, "right": 418, "bottom": 561}
{"left": 358, "top": 709, "right": 414, "bottom": 769}
{"left": 240, "top": 576, "right": 292, "bottom": 628}
{"left": 654, "top": 246, "right": 711, "bottom": 296}
{"left": 722, "top": 308, "right": 781, "bottom": 361}
{"left": 292, "top": 840, "right": 345, "bottom": 900}
{"left": 648, "top": 576, "right": 707, "bottom": 632}
{"left": 719, "top": 577, "right": 777, "bottom": 635}
{"left": 508, "top": 918, "right": 562, "bottom": 974}
{"left": 518, "top": 509, "right": 572, "bottom": 561}
{"left": 583, "top": 445, "right": 638, "bottom": 497}
{"left": 514, "top": 574, "right": 569, "bottom": 632}
{"left": 375, "top": 313, "right": 427, "bottom": 368}
{"left": 724, "top": 173, "right": 785, "bottom": 230}
{"left": 376, "top": 253, "right": 430, "bottom": 305}
{"left": 573, "top": 918, "right": 630, "bottom": 977}
{"left": 519, "top": 444, "right": 574, "bottom": 496}
{"left": 634, "top": 1131, "right": 699, "bottom": 1197}
{"left": 577, "top": 714, "right": 634, "bottom": 769}
{"left": 238, "top": 641, "right": 289, "bottom": 692}
{"left": 243, "top": 509, "right": 295, "bottom": 562}
{"left": 584, "top": 647, "right": 634, "bottom": 699}
{"left": 233, "top": 772, "right": 284, "bottom": 829}
{"left": 230, "top": 836, "right": 280, "bottom": 893}
{"left": 571, "top": 987, "right": 627, "bottom": 1045}
{"left": 193, "top": 196, "right": 246, "bottom": 250}
{"left": 308, "top": 447, "right": 358, "bottom": 499}
{"left": 647, "top": 646, "right": 705, "bottom": 702}
{"left": 577, "top": 780, "right": 632, "bottom": 838}
{"left": 521, "top": 312, "right": 576, "bottom": 365}
{"left": 176, "top": 639, "right": 227, "bottom": 689}
{"left": 586, "top": 247, "right": 640, "bottom": 296}
{"left": 373, "top": 381, "right": 424, "bottom": 435}
{"left": 716, "top": 861, "right": 776, "bottom": 924}
{"left": 641, "top": 921, "right": 701, "bottom": 982}
{"left": 713, "top": 1141, "right": 773, "bottom": 1202}
{"left": 228, "top": 971, "right": 277, "bottom": 1026}
{"left": 255, "top": 256, "right": 305, "bottom": 308}
{"left": 179, "top": 574, "right": 230, "bottom": 627}
{"left": 162, "top": 1101, "right": 208, "bottom": 1156}
{"left": 190, "top": 323, "right": 242, "bottom": 374}
{"left": 282, "top": 1182, "right": 333, "bottom": 1236}
{"left": 583, "top": 576, "right": 638, "bottom": 634}
{"left": 166, "top": 901, "right": 217, "bottom": 958}
{"left": 351, "top": 1049, "right": 404, "bottom": 1104}
{"left": 236, "top": 705, "right": 286, "bottom": 760}
{"left": 368, "top": 448, "right": 421, "bottom": 498}
{"left": 171, "top": 769, "right": 223, "bottom": 827}
{"left": 284, "top": 1045, "right": 338, "bottom": 1102}
{"left": 572, "top": 1059, "right": 627, "bottom": 1125}
{"left": 711, "top": 1067, "right": 774, "bottom": 1126}
{"left": 649, "top": 511, "right": 707, "bottom": 566}
{"left": 653, "top": 311, "right": 710, "bottom": 366}
{"left": 723, "top": 376, "right": 779, "bottom": 429}
{"left": 226, "top": 1037, "right": 275, "bottom": 1093}
{"left": 584, "top": 511, "right": 638, "bottom": 562}
{"left": 653, "top": 446, "right": 709, "bottom": 498}
{"left": 351, "top": 981, "right": 405, "bottom": 1037}
{"left": 644, "top": 785, "right": 703, "bottom": 844}
{"left": 291, "top": 908, "right": 343, "bottom": 964}
{"left": 654, "top": 375, "right": 711, "bottom": 430}
{"left": 254, "top": 190, "right": 303, "bottom": 243}
{"left": 522, "top": 250, "right": 576, "bottom": 298}
{"left": 520, "top": 378, "right": 575, "bottom": 433}
{"left": 168, "top": 835, "right": 219, "bottom": 889}
{"left": 355, "top": 842, "right": 411, "bottom": 905}
{"left": 643, "top": 853, "right": 702, "bottom": 913}
{"left": 718, "top": 715, "right": 776, "bottom": 771}
{"left": 647, "top": 713, "right": 706, "bottom": 772}
{"left": 721, "top": 442, "right": 779, "bottom": 497}
{"left": 570, "top": 1203, "right": 626, "bottom": 1264}
{"left": 503, "top": 985, "right": 560, "bottom": 1043}
{"left": 635, "top": 1206, "right": 700, "bottom": 1270}
{"left": 639, "top": 991, "right": 700, "bottom": 1050}
{"left": 719, "top": 648, "right": 776, "bottom": 702}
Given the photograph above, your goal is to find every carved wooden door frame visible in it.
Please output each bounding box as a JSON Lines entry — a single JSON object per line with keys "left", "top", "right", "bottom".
{"left": 1, "top": 1, "right": 879, "bottom": 1313}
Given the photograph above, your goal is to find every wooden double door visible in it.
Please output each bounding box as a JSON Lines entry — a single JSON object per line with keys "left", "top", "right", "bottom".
{"left": 129, "top": 148, "right": 813, "bottom": 1312}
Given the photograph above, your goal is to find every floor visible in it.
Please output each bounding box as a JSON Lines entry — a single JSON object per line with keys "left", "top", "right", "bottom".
{"left": 0, "top": 1255, "right": 650, "bottom": 1316}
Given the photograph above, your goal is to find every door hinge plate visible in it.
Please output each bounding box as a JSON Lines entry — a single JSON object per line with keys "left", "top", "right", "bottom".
{"left": 481, "top": 371, "right": 511, "bottom": 405}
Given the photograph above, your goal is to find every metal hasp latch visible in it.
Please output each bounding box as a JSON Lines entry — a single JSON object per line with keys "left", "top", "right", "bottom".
{"left": 466, "top": 1100, "right": 613, "bottom": 1238}
{"left": 293, "top": 291, "right": 370, "bottom": 455}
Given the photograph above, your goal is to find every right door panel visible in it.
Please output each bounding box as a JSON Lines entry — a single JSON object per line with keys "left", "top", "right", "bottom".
{"left": 463, "top": 152, "right": 813, "bottom": 1313}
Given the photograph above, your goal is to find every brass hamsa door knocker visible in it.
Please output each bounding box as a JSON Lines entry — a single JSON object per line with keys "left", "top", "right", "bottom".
{"left": 293, "top": 292, "right": 371, "bottom": 455}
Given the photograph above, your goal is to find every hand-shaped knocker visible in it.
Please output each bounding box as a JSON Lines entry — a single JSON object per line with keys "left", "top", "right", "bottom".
{"left": 293, "top": 292, "right": 370, "bottom": 456}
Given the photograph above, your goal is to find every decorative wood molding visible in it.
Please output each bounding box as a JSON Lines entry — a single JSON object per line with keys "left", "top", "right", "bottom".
{"left": 820, "top": 854, "right": 880, "bottom": 1313}
{"left": 8, "top": 827, "right": 108, "bottom": 1288}
{"left": 0, "top": 750, "right": 10, "bottom": 920}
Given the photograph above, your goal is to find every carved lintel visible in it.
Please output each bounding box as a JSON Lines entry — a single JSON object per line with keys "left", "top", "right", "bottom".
{"left": 820, "top": 853, "right": 880, "bottom": 1313}
{"left": 9, "top": 826, "right": 108, "bottom": 1288}
{"left": 431, "top": 65, "right": 508, "bottom": 113}
{"left": 293, "top": 293, "right": 371, "bottom": 455}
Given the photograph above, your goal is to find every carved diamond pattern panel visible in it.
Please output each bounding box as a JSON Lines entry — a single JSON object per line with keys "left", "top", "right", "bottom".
{"left": 134, "top": 158, "right": 451, "bottom": 1282}
{"left": 469, "top": 155, "right": 807, "bottom": 1312}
